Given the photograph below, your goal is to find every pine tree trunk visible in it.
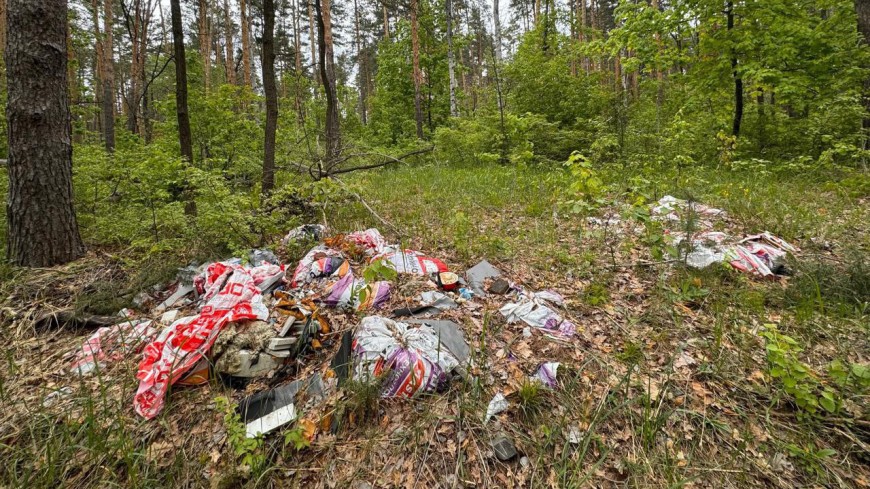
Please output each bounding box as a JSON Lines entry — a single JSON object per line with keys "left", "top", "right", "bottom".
{"left": 240, "top": 0, "right": 252, "bottom": 88}
{"left": 224, "top": 0, "right": 236, "bottom": 85}
{"left": 309, "top": 0, "right": 319, "bottom": 87}
{"left": 198, "top": 0, "right": 211, "bottom": 91}
{"left": 353, "top": 0, "right": 367, "bottom": 124}
{"left": 316, "top": 0, "right": 340, "bottom": 161}
{"left": 383, "top": 4, "right": 390, "bottom": 41}
{"left": 262, "top": 0, "right": 277, "bottom": 194}
{"left": 410, "top": 0, "right": 424, "bottom": 139}
{"left": 447, "top": 0, "right": 458, "bottom": 117}
{"left": 102, "top": 0, "right": 115, "bottom": 152}
{"left": 493, "top": 0, "right": 501, "bottom": 62}
{"left": 5, "top": 0, "right": 85, "bottom": 266}
{"left": 170, "top": 0, "right": 196, "bottom": 215}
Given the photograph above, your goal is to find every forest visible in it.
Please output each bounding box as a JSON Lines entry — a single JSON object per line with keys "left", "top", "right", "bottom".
{"left": 0, "top": 0, "right": 868, "bottom": 487}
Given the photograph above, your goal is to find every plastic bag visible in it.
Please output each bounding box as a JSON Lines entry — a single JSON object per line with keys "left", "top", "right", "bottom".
{"left": 70, "top": 319, "right": 157, "bottom": 375}
{"left": 353, "top": 316, "right": 459, "bottom": 398}
{"left": 500, "top": 290, "right": 576, "bottom": 337}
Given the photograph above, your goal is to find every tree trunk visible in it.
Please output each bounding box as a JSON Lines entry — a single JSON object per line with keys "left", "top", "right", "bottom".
{"left": 102, "top": 0, "right": 116, "bottom": 152}
{"left": 316, "top": 0, "right": 340, "bottom": 161}
{"left": 383, "top": 4, "right": 390, "bottom": 41}
{"left": 5, "top": 0, "right": 85, "bottom": 266}
{"left": 292, "top": 0, "right": 304, "bottom": 126}
{"left": 224, "top": 0, "right": 236, "bottom": 85}
{"left": 447, "top": 0, "right": 458, "bottom": 117}
{"left": 170, "top": 0, "right": 196, "bottom": 215}
{"left": 198, "top": 0, "right": 211, "bottom": 91}
{"left": 239, "top": 0, "right": 252, "bottom": 88}
{"left": 309, "top": 0, "right": 319, "bottom": 87}
{"left": 262, "top": 0, "right": 277, "bottom": 195}
{"left": 857, "top": 0, "right": 870, "bottom": 138}
{"left": 493, "top": 0, "right": 502, "bottom": 62}
{"left": 726, "top": 1, "right": 742, "bottom": 137}
{"left": 410, "top": 0, "right": 424, "bottom": 139}
{"left": 353, "top": 0, "right": 367, "bottom": 124}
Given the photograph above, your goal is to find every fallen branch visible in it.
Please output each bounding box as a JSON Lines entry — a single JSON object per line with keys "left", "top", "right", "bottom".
{"left": 326, "top": 147, "right": 433, "bottom": 177}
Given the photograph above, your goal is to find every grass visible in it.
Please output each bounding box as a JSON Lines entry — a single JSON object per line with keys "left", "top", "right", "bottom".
{"left": 0, "top": 160, "right": 868, "bottom": 487}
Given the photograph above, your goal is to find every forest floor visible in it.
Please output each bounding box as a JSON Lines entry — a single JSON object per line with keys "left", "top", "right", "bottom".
{"left": 1, "top": 161, "right": 869, "bottom": 488}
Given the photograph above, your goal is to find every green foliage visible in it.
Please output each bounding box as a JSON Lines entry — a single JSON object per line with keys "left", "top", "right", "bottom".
{"left": 760, "top": 324, "right": 839, "bottom": 416}
{"left": 214, "top": 396, "right": 265, "bottom": 475}
{"left": 562, "top": 152, "right": 607, "bottom": 214}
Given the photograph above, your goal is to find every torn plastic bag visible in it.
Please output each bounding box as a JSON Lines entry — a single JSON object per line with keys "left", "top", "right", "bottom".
{"left": 70, "top": 319, "right": 157, "bottom": 375}
{"left": 651, "top": 195, "right": 726, "bottom": 222}
{"left": 288, "top": 246, "right": 347, "bottom": 288}
{"left": 532, "top": 362, "right": 560, "bottom": 388}
{"left": 320, "top": 273, "right": 391, "bottom": 311}
{"left": 686, "top": 245, "right": 726, "bottom": 269}
{"left": 500, "top": 290, "right": 576, "bottom": 337}
{"left": 135, "top": 264, "right": 270, "bottom": 419}
{"left": 484, "top": 392, "right": 508, "bottom": 424}
{"left": 371, "top": 250, "right": 449, "bottom": 276}
{"left": 353, "top": 316, "right": 460, "bottom": 398}
{"left": 195, "top": 261, "right": 284, "bottom": 297}
{"left": 282, "top": 224, "right": 327, "bottom": 245}
{"left": 249, "top": 249, "right": 279, "bottom": 267}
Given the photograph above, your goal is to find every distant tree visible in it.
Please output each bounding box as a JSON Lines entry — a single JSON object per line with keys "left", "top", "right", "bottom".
{"left": 316, "top": 0, "right": 341, "bottom": 160}
{"left": 857, "top": 0, "right": 870, "bottom": 140}
{"left": 169, "top": 0, "right": 195, "bottom": 215}
{"left": 5, "top": 0, "right": 85, "bottom": 266}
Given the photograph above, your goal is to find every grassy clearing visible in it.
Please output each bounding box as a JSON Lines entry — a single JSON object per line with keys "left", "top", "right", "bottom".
{"left": 1, "top": 161, "right": 868, "bottom": 488}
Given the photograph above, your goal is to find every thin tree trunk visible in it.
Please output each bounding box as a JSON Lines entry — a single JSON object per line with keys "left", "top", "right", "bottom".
{"left": 316, "top": 0, "right": 340, "bottom": 161}
{"left": 447, "top": 0, "right": 458, "bottom": 117}
{"left": 493, "top": 0, "right": 502, "bottom": 62}
{"left": 103, "top": 0, "right": 116, "bottom": 151}
{"left": 309, "top": 0, "right": 319, "bottom": 87}
{"left": 410, "top": 0, "right": 424, "bottom": 139}
{"left": 224, "top": 0, "right": 236, "bottom": 85}
{"left": 5, "top": 0, "right": 85, "bottom": 266}
{"left": 240, "top": 0, "right": 252, "bottom": 88}
{"left": 292, "top": 0, "right": 304, "bottom": 126}
{"left": 726, "top": 1, "right": 742, "bottom": 137}
{"left": 856, "top": 0, "right": 870, "bottom": 140}
{"left": 262, "top": 0, "right": 277, "bottom": 194}
{"left": 198, "top": 0, "right": 211, "bottom": 91}
{"left": 383, "top": 4, "right": 390, "bottom": 41}
{"left": 353, "top": 0, "right": 367, "bottom": 124}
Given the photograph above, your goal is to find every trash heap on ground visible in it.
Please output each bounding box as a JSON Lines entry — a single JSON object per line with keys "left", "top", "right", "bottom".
{"left": 63, "top": 225, "right": 574, "bottom": 445}
{"left": 588, "top": 195, "right": 799, "bottom": 278}
{"left": 650, "top": 195, "right": 799, "bottom": 277}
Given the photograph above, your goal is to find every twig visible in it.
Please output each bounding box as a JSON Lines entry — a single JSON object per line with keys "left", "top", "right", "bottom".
{"left": 332, "top": 177, "right": 405, "bottom": 238}
{"left": 606, "top": 259, "right": 681, "bottom": 269}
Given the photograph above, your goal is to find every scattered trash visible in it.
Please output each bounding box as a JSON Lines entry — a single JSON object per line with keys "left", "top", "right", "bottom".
{"left": 491, "top": 433, "right": 518, "bottom": 461}
{"left": 531, "top": 362, "right": 560, "bottom": 388}
{"left": 371, "top": 250, "right": 448, "bottom": 276}
{"left": 353, "top": 316, "right": 461, "bottom": 397}
{"left": 282, "top": 224, "right": 327, "bottom": 245}
{"left": 289, "top": 246, "right": 348, "bottom": 288}
{"left": 393, "top": 291, "right": 459, "bottom": 318}
{"left": 682, "top": 231, "right": 798, "bottom": 278}
{"left": 320, "top": 273, "right": 391, "bottom": 311}
{"left": 567, "top": 425, "right": 582, "bottom": 444}
{"left": 70, "top": 319, "right": 157, "bottom": 375}
{"left": 485, "top": 392, "right": 509, "bottom": 424}
{"left": 500, "top": 290, "right": 576, "bottom": 337}
{"left": 435, "top": 271, "right": 460, "bottom": 290}
{"left": 346, "top": 228, "right": 390, "bottom": 256}
{"left": 239, "top": 377, "right": 306, "bottom": 438}
{"left": 652, "top": 195, "right": 726, "bottom": 222}
{"left": 488, "top": 278, "right": 511, "bottom": 295}
{"left": 212, "top": 321, "right": 280, "bottom": 378}
{"left": 155, "top": 283, "right": 195, "bottom": 313}
{"left": 405, "top": 319, "right": 471, "bottom": 365}
{"left": 466, "top": 260, "right": 502, "bottom": 296}
{"left": 42, "top": 386, "right": 72, "bottom": 408}
{"left": 249, "top": 249, "right": 279, "bottom": 267}
{"left": 458, "top": 287, "right": 474, "bottom": 300}
{"left": 159, "top": 309, "right": 179, "bottom": 325}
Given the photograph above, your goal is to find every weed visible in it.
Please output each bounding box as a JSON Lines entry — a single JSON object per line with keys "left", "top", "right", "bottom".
{"left": 583, "top": 281, "right": 610, "bottom": 307}
{"left": 517, "top": 380, "right": 546, "bottom": 420}
{"left": 215, "top": 396, "right": 266, "bottom": 476}
{"left": 338, "top": 373, "right": 386, "bottom": 427}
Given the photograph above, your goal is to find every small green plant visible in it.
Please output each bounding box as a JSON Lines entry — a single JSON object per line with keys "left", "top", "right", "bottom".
{"left": 283, "top": 424, "right": 312, "bottom": 451}
{"left": 450, "top": 211, "right": 473, "bottom": 259}
{"left": 760, "top": 324, "right": 839, "bottom": 416}
{"left": 215, "top": 396, "right": 265, "bottom": 475}
{"left": 583, "top": 281, "right": 610, "bottom": 306}
{"left": 358, "top": 259, "right": 398, "bottom": 305}
{"left": 563, "top": 151, "right": 607, "bottom": 214}
{"left": 517, "top": 380, "right": 546, "bottom": 420}
{"left": 616, "top": 340, "right": 644, "bottom": 365}
{"left": 338, "top": 374, "right": 386, "bottom": 426}
{"left": 784, "top": 443, "right": 837, "bottom": 479}
{"left": 668, "top": 276, "right": 710, "bottom": 307}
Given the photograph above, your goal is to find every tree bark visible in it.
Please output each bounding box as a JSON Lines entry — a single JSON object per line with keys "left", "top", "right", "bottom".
{"left": 223, "top": 0, "right": 236, "bottom": 85}
{"left": 857, "top": 0, "right": 870, "bottom": 137}
{"left": 262, "top": 0, "right": 277, "bottom": 194}
{"left": 410, "top": 0, "right": 424, "bottom": 139}
{"left": 315, "top": 0, "right": 340, "bottom": 160}
{"left": 309, "top": 0, "right": 319, "bottom": 87}
{"left": 198, "top": 0, "right": 211, "bottom": 91}
{"left": 102, "top": 0, "right": 116, "bottom": 152}
{"left": 170, "top": 0, "right": 196, "bottom": 215}
{"left": 5, "top": 0, "right": 85, "bottom": 266}
{"left": 239, "top": 0, "right": 252, "bottom": 88}
{"left": 353, "top": 0, "right": 367, "bottom": 124}
{"left": 726, "top": 1, "right": 742, "bottom": 137}
{"left": 447, "top": 0, "right": 458, "bottom": 117}
{"left": 493, "top": 0, "right": 502, "bottom": 62}
{"left": 383, "top": 3, "right": 390, "bottom": 41}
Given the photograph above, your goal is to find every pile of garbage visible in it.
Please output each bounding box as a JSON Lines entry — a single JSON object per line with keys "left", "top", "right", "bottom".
{"left": 63, "top": 225, "right": 575, "bottom": 441}
{"left": 652, "top": 195, "right": 799, "bottom": 278}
